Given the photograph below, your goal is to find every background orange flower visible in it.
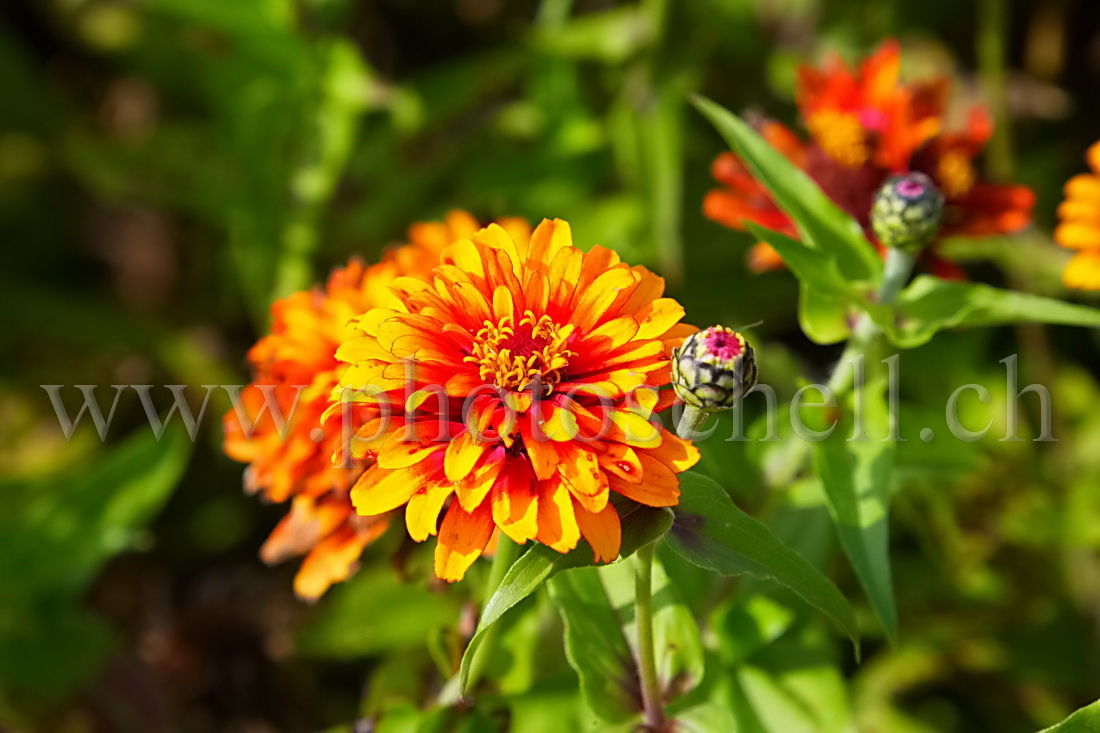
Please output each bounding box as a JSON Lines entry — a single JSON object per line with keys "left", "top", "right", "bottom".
{"left": 1055, "top": 140, "right": 1100, "bottom": 290}
{"left": 704, "top": 41, "right": 1035, "bottom": 278}
{"left": 223, "top": 212, "right": 530, "bottom": 599}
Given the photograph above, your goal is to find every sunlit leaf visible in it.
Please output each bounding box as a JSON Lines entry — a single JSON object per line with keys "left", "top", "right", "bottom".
{"left": 297, "top": 565, "right": 464, "bottom": 658}
{"left": 673, "top": 702, "right": 740, "bottom": 733}
{"left": 812, "top": 370, "right": 898, "bottom": 641}
{"left": 869, "top": 275, "right": 1100, "bottom": 349}
{"left": 547, "top": 566, "right": 639, "bottom": 723}
{"left": 665, "top": 472, "right": 859, "bottom": 650}
{"left": 692, "top": 94, "right": 881, "bottom": 286}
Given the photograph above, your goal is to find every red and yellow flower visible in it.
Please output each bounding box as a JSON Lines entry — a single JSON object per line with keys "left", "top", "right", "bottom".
{"left": 223, "top": 211, "right": 529, "bottom": 599}
{"left": 704, "top": 41, "right": 1035, "bottom": 277}
{"left": 1055, "top": 140, "right": 1100, "bottom": 290}
{"left": 332, "top": 218, "right": 699, "bottom": 582}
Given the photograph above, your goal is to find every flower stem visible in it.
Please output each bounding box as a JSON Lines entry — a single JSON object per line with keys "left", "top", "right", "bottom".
{"left": 465, "top": 535, "right": 520, "bottom": 692}
{"left": 675, "top": 404, "right": 711, "bottom": 441}
{"left": 766, "top": 248, "right": 915, "bottom": 488}
{"left": 635, "top": 540, "right": 665, "bottom": 731}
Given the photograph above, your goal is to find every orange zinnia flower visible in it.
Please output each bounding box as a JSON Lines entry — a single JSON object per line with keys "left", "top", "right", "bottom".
{"left": 332, "top": 218, "right": 699, "bottom": 582}
{"left": 224, "top": 211, "right": 530, "bottom": 599}
{"left": 1055, "top": 140, "right": 1100, "bottom": 290}
{"left": 704, "top": 40, "right": 1035, "bottom": 278}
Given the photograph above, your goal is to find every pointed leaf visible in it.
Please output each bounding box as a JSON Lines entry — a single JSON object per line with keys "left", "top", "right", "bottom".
{"left": 665, "top": 472, "right": 859, "bottom": 650}
{"left": 870, "top": 275, "right": 1100, "bottom": 349}
{"left": 548, "top": 567, "right": 639, "bottom": 723}
{"left": 693, "top": 94, "right": 881, "bottom": 286}
{"left": 811, "top": 370, "right": 897, "bottom": 641}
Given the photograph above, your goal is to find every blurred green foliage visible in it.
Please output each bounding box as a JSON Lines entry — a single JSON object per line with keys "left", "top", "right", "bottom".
{"left": 2, "top": 0, "right": 1100, "bottom": 731}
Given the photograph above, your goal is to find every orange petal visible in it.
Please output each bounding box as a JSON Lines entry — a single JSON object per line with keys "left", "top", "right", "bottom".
{"left": 293, "top": 525, "right": 375, "bottom": 601}
{"left": 434, "top": 499, "right": 496, "bottom": 582}
{"left": 1065, "top": 174, "right": 1100, "bottom": 203}
{"left": 642, "top": 429, "right": 701, "bottom": 472}
{"left": 573, "top": 500, "right": 621, "bottom": 564}
{"left": 1057, "top": 199, "right": 1100, "bottom": 226}
{"left": 608, "top": 452, "right": 681, "bottom": 507}
{"left": 515, "top": 418, "right": 553, "bottom": 480}
{"left": 598, "top": 443, "right": 643, "bottom": 485}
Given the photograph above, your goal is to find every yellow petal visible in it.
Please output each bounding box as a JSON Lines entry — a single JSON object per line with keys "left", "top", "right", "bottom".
{"left": 535, "top": 479, "right": 581, "bottom": 553}
{"left": 405, "top": 483, "right": 455, "bottom": 541}
{"left": 444, "top": 429, "right": 490, "bottom": 483}
{"left": 351, "top": 465, "right": 426, "bottom": 516}
{"left": 610, "top": 410, "right": 663, "bottom": 448}
{"left": 492, "top": 475, "right": 539, "bottom": 544}
{"left": 570, "top": 268, "right": 638, "bottom": 332}
{"left": 633, "top": 298, "right": 686, "bottom": 340}
{"left": 376, "top": 430, "right": 444, "bottom": 470}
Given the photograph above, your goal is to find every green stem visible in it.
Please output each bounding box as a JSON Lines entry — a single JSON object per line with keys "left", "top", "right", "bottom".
{"left": 634, "top": 540, "right": 664, "bottom": 731}
{"left": 766, "top": 248, "right": 915, "bottom": 488}
{"left": 978, "top": 0, "right": 1014, "bottom": 180}
{"left": 676, "top": 404, "right": 712, "bottom": 441}
{"left": 465, "top": 535, "right": 521, "bottom": 692}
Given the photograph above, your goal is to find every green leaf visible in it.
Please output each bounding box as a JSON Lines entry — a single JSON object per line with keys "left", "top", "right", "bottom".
{"left": 812, "top": 370, "right": 898, "bottom": 641}
{"left": 692, "top": 94, "right": 881, "bottom": 286}
{"left": 297, "top": 565, "right": 464, "bottom": 658}
{"left": 665, "top": 472, "right": 859, "bottom": 650}
{"left": 457, "top": 502, "right": 672, "bottom": 694}
{"left": 548, "top": 567, "right": 639, "bottom": 723}
{"left": 745, "top": 222, "right": 854, "bottom": 298}
{"left": 799, "top": 288, "right": 853, "bottom": 344}
{"left": 746, "top": 221, "right": 865, "bottom": 343}
{"left": 870, "top": 275, "right": 1100, "bottom": 348}
{"left": 714, "top": 595, "right": 797, "bottom": 666}
{"left": 1040, "top": 698, "right": 1100, "bottom": 732}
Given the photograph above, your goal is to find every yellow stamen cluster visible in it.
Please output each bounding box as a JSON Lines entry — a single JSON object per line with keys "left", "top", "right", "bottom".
{"left": 466, "top": 310, "right": 576, "bottom": 393}
{"left": 936, "top": 150, "right": 975, "bottom": 198}
{"left": 807, "top": 110, "right": 869, "bottom": 168}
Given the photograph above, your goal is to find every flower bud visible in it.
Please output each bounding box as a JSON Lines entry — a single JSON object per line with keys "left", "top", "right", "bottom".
{"left": 871, "top": 172, "right": 944, "bottom": 253}
{"left": 672, "top": 326, "right": 757, "bottom": 411}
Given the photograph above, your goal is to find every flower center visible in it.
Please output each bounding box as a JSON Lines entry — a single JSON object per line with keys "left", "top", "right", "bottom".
{"left": 936, "top": 150, "right": 975, "bottom": 198}
{"left": 808, "top": 110, "right": 869, "bottom": 168}
{"left": 703, "top": 327, "right": 744, "bottom": 361}
{"left": 466, "top": 311, "right": 575, "bottom": 393}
